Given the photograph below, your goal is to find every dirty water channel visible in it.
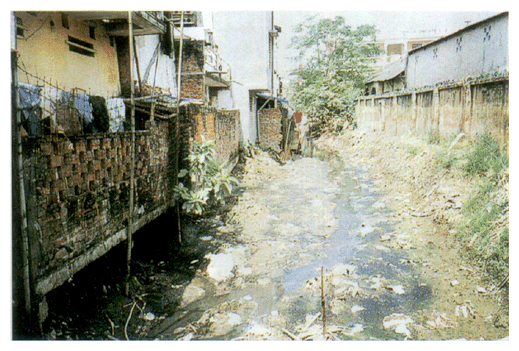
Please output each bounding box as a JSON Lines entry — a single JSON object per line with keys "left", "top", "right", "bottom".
{"left": 145, "top": 151, "right": 436, "bottom": 341}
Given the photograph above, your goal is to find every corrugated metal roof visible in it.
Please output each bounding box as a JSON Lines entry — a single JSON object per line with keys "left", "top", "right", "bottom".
{"left": 367, "top": 59, "right": 406, "bottom": 83}
{"left": 257, "top": 93, "right": 290, "bottom": 105}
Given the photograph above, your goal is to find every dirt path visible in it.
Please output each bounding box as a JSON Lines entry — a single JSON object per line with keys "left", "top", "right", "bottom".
{"left": 144, "top": 131, "right": 508, "bottom": 341}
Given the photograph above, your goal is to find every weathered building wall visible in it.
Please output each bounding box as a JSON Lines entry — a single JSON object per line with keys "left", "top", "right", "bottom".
{"left": 406, "top": 12, "right": 508, "bottom": 90}
{"left": 23, "top": 118, "right": 178, "bottom": 298}
{"left": 356, "top": 77, "right": 508, "bottom": 151}
{"left": 14, "top": 12, "right": 121, "bottom": 97}
{"left": 259, "top": 108, "right": 283, "bottom": 152}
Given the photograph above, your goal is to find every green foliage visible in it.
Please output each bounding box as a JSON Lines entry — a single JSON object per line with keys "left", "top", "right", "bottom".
{"left": 174, "top": 138, "right": 240, "bottom": 216}
{"left": 435, "top": 150, "right": 458, "bottom": 170}
{"left": 458, "top": 146, "right": 509, "bottom": 282}
{"left": 426, "top": 130, "right": 442, "bottom": 145}
{"left": 288, "top": 15, "right": 382, "bottom": 134}
{"left": 405, "top": 144, "right": 420, "bottom": 156}
{"left": 465, "top": 134, "right": 508, "bottom": 177}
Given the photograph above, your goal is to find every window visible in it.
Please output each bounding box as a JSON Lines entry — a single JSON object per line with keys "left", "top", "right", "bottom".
{"left": 61, "top": 13, "right": 70, "bottom": 29}
{"left": 15, "top": 17, "right": 26, "bottom": 38}
{"left": 67, "top": 35, "right": 95, "bottom": 57}
{"left": 89, "top": 26, "right": 95, "bottom": 40}
{"left": 456, "top": 37, "right": 462, "bottom": 53}
{"left": 483, "top": 25, "right": 492, "bottom": 42}
{"left": 387, "top": 43, "right": 404, "bottom": 56}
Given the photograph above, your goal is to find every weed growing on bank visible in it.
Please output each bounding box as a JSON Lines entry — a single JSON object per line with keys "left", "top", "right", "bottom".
{"left": 457, "top": 135, "right": 509, "bottom": 284}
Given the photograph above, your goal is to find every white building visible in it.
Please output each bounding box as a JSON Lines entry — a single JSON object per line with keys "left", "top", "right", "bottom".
{"left": 405, "top": 12, "right": 508, "bottom": 89}
{"left": 210, "top": 11, "right": 283, "bottom": 143}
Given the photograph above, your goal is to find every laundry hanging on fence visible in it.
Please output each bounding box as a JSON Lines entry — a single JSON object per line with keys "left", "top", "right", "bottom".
{"left": 88, "top": 95, "right": 109, "bottom": 133}
{"left": 107, "top": 97, "right": 126, "bottom": 132}
{"left": 18, "top": 82, "right": 43, "bottom": 136}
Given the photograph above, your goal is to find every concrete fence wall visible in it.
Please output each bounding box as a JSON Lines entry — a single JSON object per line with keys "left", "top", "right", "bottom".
{"left": 355, "top": 76, "right": 508, "bottom": 151}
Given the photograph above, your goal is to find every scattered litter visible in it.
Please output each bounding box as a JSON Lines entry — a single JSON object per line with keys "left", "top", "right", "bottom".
{"left": 386, "top": 285, "right": 405, "bottom": 294}
{"left": 450, "top": 279, "right": 459, "bottom": 287}
{"left": 143, "top": 312, "right": 155, "bottom": 321}
{"left": 379, "top": 234, "right": 392, "bottom": 241}
{"left": 180, "top": 283, "right": 206, "bottom": 307}
{"left": 331, "top": 263, "right": 357, "bottom": 277}
{"left": 245, "top": 323, "right": 271, "bottom": 339}
{"left": 334, "top": 280, "right": 361, "bottom": 298}
{"left": 257, "top": 277, "right": 271, "bottom": 286}
{"left": 237, "top": 266, "right": 253, "bottom": 276}
{"left": 425, "top": 310, "right": 456, "bottom": 329}
{"left": 476, "top": 286, "right": 488, "bottom": 294}
{"left": 200, "top": 236, "right": 212, "bottom": 241}
{"left": 375, "top": 244, "right": 391, "bottom": 252}
{"left": 373, "top": 201, "right": 386, "bottom": 210}
{"left": 383, "top": 313, "right": 414, "bottom": 339}
{"left": 342, "top": 323, "right": 364, "bottom": 336}
{"left": 206, "top": 253, "right": 234, "bottom": 281}
{"left": 179, "top": 332, "right": 194, "bottom": 341}
{"left": 217, "top": 225, "right": 234, "bottom": 234}
{"left": 359, "top": 223, "right": 375, "bottom": 236}
{"left": 455, "top": 301, "right": 476, "bottom": 318}
{"left": 351, "top": 305, "right": 365, "bottom": 313}
{"left": 369, "top": 276, "right": 386, "bottom": 290}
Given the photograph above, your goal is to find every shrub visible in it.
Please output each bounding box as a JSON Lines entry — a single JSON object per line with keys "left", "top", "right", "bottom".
{"left": 174, "top": 138, "right": 239, "bottom": 216}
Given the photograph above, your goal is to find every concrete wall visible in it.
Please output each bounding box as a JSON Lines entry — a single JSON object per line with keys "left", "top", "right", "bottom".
{"left": 355, "top": 76, "right": 508, "bottom": 151}
{"left": 14, "top": 12, "right": 121, "bottom": 97}
{"left": 134, "top": 35, "right": 178, "bottom": 96}
{"left": 406, "top": 13, "right": 508, "bottom": 90}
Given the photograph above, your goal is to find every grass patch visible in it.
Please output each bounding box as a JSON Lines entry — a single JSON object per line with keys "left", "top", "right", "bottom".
{"left": 464, "top": 134, "right": 508, "bottom": 177}
{"left": 405, "top": 144, "right": 421, "bottom": 156}
{"left": 457, "top": 134, "right": 509, "bottom": 283}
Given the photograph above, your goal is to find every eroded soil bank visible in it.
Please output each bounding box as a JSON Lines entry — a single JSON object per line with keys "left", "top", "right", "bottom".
{"left": 41, "top": 130, "right": 509, "bottom": 341}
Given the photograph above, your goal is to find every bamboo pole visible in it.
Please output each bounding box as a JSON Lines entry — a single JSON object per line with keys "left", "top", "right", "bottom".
{"left": 175, "top": 11, "right": 185, "bottom": 245}
{"left": 125, "top": 11, "right": 136, "bottom": 296}
{"left": 133, "top": 36, "right": 143, "bottom": 95}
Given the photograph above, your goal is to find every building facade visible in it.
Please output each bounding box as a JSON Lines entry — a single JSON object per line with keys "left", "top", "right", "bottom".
{"left": 405, "top": 12, "right": 508, "bottom": 90}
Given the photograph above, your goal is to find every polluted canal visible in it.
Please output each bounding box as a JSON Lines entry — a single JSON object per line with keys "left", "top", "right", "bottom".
{"left": 42, "top": 145, "right": 507, "bottom": 341}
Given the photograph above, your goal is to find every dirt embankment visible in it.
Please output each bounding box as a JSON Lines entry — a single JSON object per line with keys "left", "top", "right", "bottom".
{"left": 316, "top": 130, "right": 509, "bottom": 338}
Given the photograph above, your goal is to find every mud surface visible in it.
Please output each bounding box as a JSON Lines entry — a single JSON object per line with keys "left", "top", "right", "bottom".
{"left": 40, "top": 131, "right": 509, "bottom": 341}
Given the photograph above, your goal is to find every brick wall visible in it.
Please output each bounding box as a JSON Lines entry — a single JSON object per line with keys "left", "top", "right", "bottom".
{"left": 259, "top": 108, "right": 283, "bottom": 152}
{"left": 180, "top": 41, "right": 205, "bottom": 101}
{"left": 178, "top": 105, "right": 240, "bottom": 170}
{"left": 23, "top": 117, "right": 178, "bottom": 295}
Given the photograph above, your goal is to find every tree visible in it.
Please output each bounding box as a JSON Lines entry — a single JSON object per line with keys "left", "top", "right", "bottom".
{"left": 289, "top": 15, "right": 382, "bottom": 133}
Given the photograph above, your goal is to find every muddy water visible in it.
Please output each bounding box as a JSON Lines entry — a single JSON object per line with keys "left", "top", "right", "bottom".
{"left": 147, "top": 152, "right": 436, "bottom": 341}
